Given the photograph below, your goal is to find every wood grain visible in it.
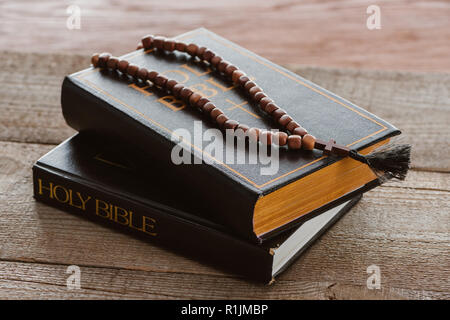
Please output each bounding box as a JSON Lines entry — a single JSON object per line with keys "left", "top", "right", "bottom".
{"left": 0, "top": 52, "right": 448, "bottom": 299}
{"left": 0, "top": 0, "right": 449, "bottom": 72}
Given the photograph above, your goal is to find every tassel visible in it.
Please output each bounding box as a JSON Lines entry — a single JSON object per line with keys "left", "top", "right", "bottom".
{"left": 348, "top": 143, "right": 411, "bottom": 182}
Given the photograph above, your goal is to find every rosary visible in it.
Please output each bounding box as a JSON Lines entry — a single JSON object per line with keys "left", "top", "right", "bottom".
{"left": 90, "top": 35, "right": 411, "bottom": 181}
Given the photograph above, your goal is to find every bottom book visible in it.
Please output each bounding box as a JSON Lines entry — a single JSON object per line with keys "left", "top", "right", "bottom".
{"left": 32, "top": 133, "right": 361, "bottom": 283}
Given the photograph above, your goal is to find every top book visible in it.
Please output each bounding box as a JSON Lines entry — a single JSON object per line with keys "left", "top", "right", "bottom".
{"left": 61, "top": 28, "right": 399, "bottom": 243}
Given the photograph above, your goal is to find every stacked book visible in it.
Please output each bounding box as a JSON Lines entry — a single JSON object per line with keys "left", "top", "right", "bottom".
{"left": 33, "top": 29, "right": 399, "bottom": 283}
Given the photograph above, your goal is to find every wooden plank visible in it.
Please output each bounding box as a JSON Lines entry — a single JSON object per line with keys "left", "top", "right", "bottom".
{"left": 1, "top": 0, "right": 449, "bottom": 72}
{"left": 0, "top": 140, "right": 448, "bottom": 299}
{"left": 0, "top": 52, "right": 448, "bottom": 171}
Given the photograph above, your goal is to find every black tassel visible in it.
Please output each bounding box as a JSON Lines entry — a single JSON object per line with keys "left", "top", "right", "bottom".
{"left": 348, "top": 143, "right": 411, "bottom": 182}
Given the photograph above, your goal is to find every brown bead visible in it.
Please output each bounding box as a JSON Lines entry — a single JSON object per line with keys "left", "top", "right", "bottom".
{"left": 196, "top": 47, "right": 207, "bottom": 59}
{"left": 288, "top": 135, "right": 302, "bottom": 149}
{"left": 224, "top": 64, "right": 237, "bottom": 76}
{"left": 202, "top": 102, "right": 216, "bottom": 114}
{"left": 175, "top": 41, "right": 187, "bottom": 52}
{"left": 264, "top": 102, "right": 278, "bottom": 114}
{"left": 278, "top": 114, "right": 293, "bottom": 127}
{"left": 186, "top": 43, "right": 198, "bottom": 56}
{"left": 154, "top": 75, "right": 168, "bottom": 87}
{"left": 253, "top": 91, "right": 266, "bottom": 103}
{"left": 126, "top": 64, "right": 139, "bottom": 77}
{"left": 98, "top": 53, "right": 111, "bottom": 68}
{"left": 216, "top": 114, "right": 229, "bottom": 128}
{"left": 91, "top": 53, "right": 99, "bottom": 67}
{"left": 180, "top": 87, "right": 194, "bottom": 100}
{"left": 166, "top": 79, "right": 178, "bottom": 92}
{"left": 272, "top": 108, "right": 286, "bottom": 120}
{"left": 203, "top": 49, "right": 215, "bottom": 62}
{"left": 189, "top": 93, "right": 202, "bottom": 107}
{"left": 248, "top": 86, "right": 262, "bottom": 96}
{"left": 153, "top": 36, "right": 165, "bottom": 49}
{"left": 196, "top": 97, "right": 210, "bottom": 109}
{"left": 293, "top": 127, "right": 308, "bottom": 136}
{"left": 136, "top": 43, "right": 144, "bottom": 50}
{"left": 274, "top": 132, "right": 288, "bottom": 146}
{"left": 163, "top": 40, "right": 176, "bottom": 51}
{"left": 136, "top": 67, "right": 148, "bottom": 81}
{"left": 238, "top": 75, "right": 250, "bottom": 87}
{"left": 259, "top": 97, "right": 272, "bottom": 110}
{"left": 141, "top": 35, "right": 154, "bottom": 49}
{"left": 247, "top": 127, "right": 260, "bottom": 142}
{"left": 244, "top": 81, "right": 256, "bottom": 91}
{"left": 210, "top": 55, "right": 222, "bottom": 67}
{"left": 232, "top": 70, "right": 245, "bottom": 83}
{"left": 237, "top": 124, "right": 249, "bottom": 133}
{"left": 106, "top": 57, "right": 119, "bottom": 69}
{"left": 218, "top": 60, "right": 230, "bottom": 73}
{"left": 147, "top": 71, "right": 158, "bottom": 82}
{"left": 172, "top": 84, "right": 184, "bottom": 97}
{"left": 117, "top": 60, "right": 129, "bottom": 73}
{"left": 302, "top": 134, "right": 316, "bottom": 150}
{"left": 286, "top": 120, "right": 300, "bottom": 132}
{"left": 210, "top": 108, "right": 223, "bottom": 121}
{"left": 224, "top": 119, "right": 239, "bottom": 130}
{"left": 260, "top": 131, "right": 273, "bottom": 145}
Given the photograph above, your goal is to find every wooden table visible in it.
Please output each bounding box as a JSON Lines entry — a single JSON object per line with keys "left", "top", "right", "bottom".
{"left": 0, "top": 51, "right": 448, "bottom": 299}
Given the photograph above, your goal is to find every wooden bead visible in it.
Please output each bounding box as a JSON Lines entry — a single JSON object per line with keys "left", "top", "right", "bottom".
{"left": 202, "top": 102, "right": 216, "bottom": 114}
{"left": 189, "top": 93, "right": 202, "bottom": 107}
{"left": 163, "top": 40, "right": 176, "bottom": 51}
{"left": 302, "top": 134, "right": 316, "bottom": 150}
{"left": 264, "top": 102, "right": 278, "bottom": 114}
{"left": 175, "top": 41, "right": 187, "bottom": 52}
{"left": 232, "top": 70, "right": 245, "bottom": 83}
{"left": 154, "top": 75, "right": 168, "bottom": 87}
{"left": 259, "top": 97, "right": 272, "bottom": 110}
{"left": 196, "top": 47, "right": 207, "bottom": 59}
{"left": 248, "top": 86, "right": 262, "bottom": 97}
{"left": 203, "top": 49, "right": 215, "bottom": 62}
{"left": 126, "top": 64, "right": 139, "bottom": 77}
{"left": 293, "top": 127, "right": 308, "bottom": 136}
{"left": 210, "top": 55, "right": 222, "bottom": 67}
{"left": 253, "top": 91, "right": 266, "bottom": 103}
{"left": 216, "top": 114, "right": 229, "bottom": 128}
{"left": 286, "top": 120, "right": 300, "bottom": 132}
{"left": 136, "top": 67, "right": 148, "bottom": 80}
{"left": 244, "top": 81, "right": 256, "bottom": 91}
{"left": 98, "top": 53, "right": 111, "bottom": 68}
{"left": 218, "top": 60, "right": 230, "bottom": 73}
{"left": 147, "top": 71, "right": 158, "bottom": 82}
{"left": 186, "top": 43, "right": 198, "bottom": 56}
{"left": 180, "top": 87, "right": 194, "bottom": 100}
{"left": 210, "top": 108, "right": 223, "bottom": 121}
{"left": 278, "top": 114, "right": 293, "bottom": 127}
{"left": 196, "top": 97, "right": 210, "bottom": 109}
{"left": 153, "top": 36, "right": 165, "bottom": 49}
{"left": 247, "top": 128, "right": 260, "bottom": 142}
{"left": 166, "top": 79, "right": 178, "bottom": 92}
{"left": 260, "top": 131, "right": 273, "bottom": 145}
{"left": 237, "top": 124, "right": 249, "bottom": 133}
{"left": 141, "top": 35, "right": 154, "bottom": 49}
{"left": 106, "top": 57, "right": 119, "bottom": 69}
{"left": 91, "top": 53, "right": 99, "bottom": 67}
{"left": 225, "top": 64, "right": 237, "bottom": 77}
{"left": 274, "top": 132, "right": 288, "bottom": 146}
{"left": 288, "top": 135, "right": 302, "bottom": 150}
{"left": 224, "top": 120, "right": 239, "bottom": 130}
{"left": 172, "top": 84, "right": 184, "bottom": 97}
{"left": 117, "top": 60, "right": 129, "bottom": 73}
{"left": 272, "top": 108, "right": 286, "bottom": 120}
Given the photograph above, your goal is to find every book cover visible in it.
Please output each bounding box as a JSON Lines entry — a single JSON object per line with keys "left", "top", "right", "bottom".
{"left": 33, "top": 133, "right": 361, "bottom": 283}
{"left": 61, "top": 28, "right": 398, "bottom": 242}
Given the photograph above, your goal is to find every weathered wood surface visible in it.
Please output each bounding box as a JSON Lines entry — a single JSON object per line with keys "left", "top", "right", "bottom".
{"left": 0, "top": 52, "right": 448, "bottom": 299}
{"left": 1, "top": 0, "right": 449, "bottom": 72}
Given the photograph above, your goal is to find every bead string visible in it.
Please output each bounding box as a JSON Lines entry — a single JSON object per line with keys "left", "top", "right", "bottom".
{"left": 90, "top": 35, "right": 351, "bottom": 156}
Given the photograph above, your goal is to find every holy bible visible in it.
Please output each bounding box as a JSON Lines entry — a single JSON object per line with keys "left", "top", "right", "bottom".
{"left": 33, "top": 133, "right": 361, "bottom": 283}
{"left": 61, "top": 28, "right": 399, "bottom": 242}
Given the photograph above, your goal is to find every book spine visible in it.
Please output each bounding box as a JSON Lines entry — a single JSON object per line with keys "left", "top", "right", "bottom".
{"left": 32, "top": 163, "right": 273, "bottom": 283}
{"left": 61, "top": 76, "right": 260, "bottom": 242}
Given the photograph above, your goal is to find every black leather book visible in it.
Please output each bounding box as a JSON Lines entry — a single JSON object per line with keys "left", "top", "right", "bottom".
{"left": 33, "top": 133, "right": 361, "bottom": 283}
{"left": 61, "top": 28, "right": 398, "bottom": 242}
